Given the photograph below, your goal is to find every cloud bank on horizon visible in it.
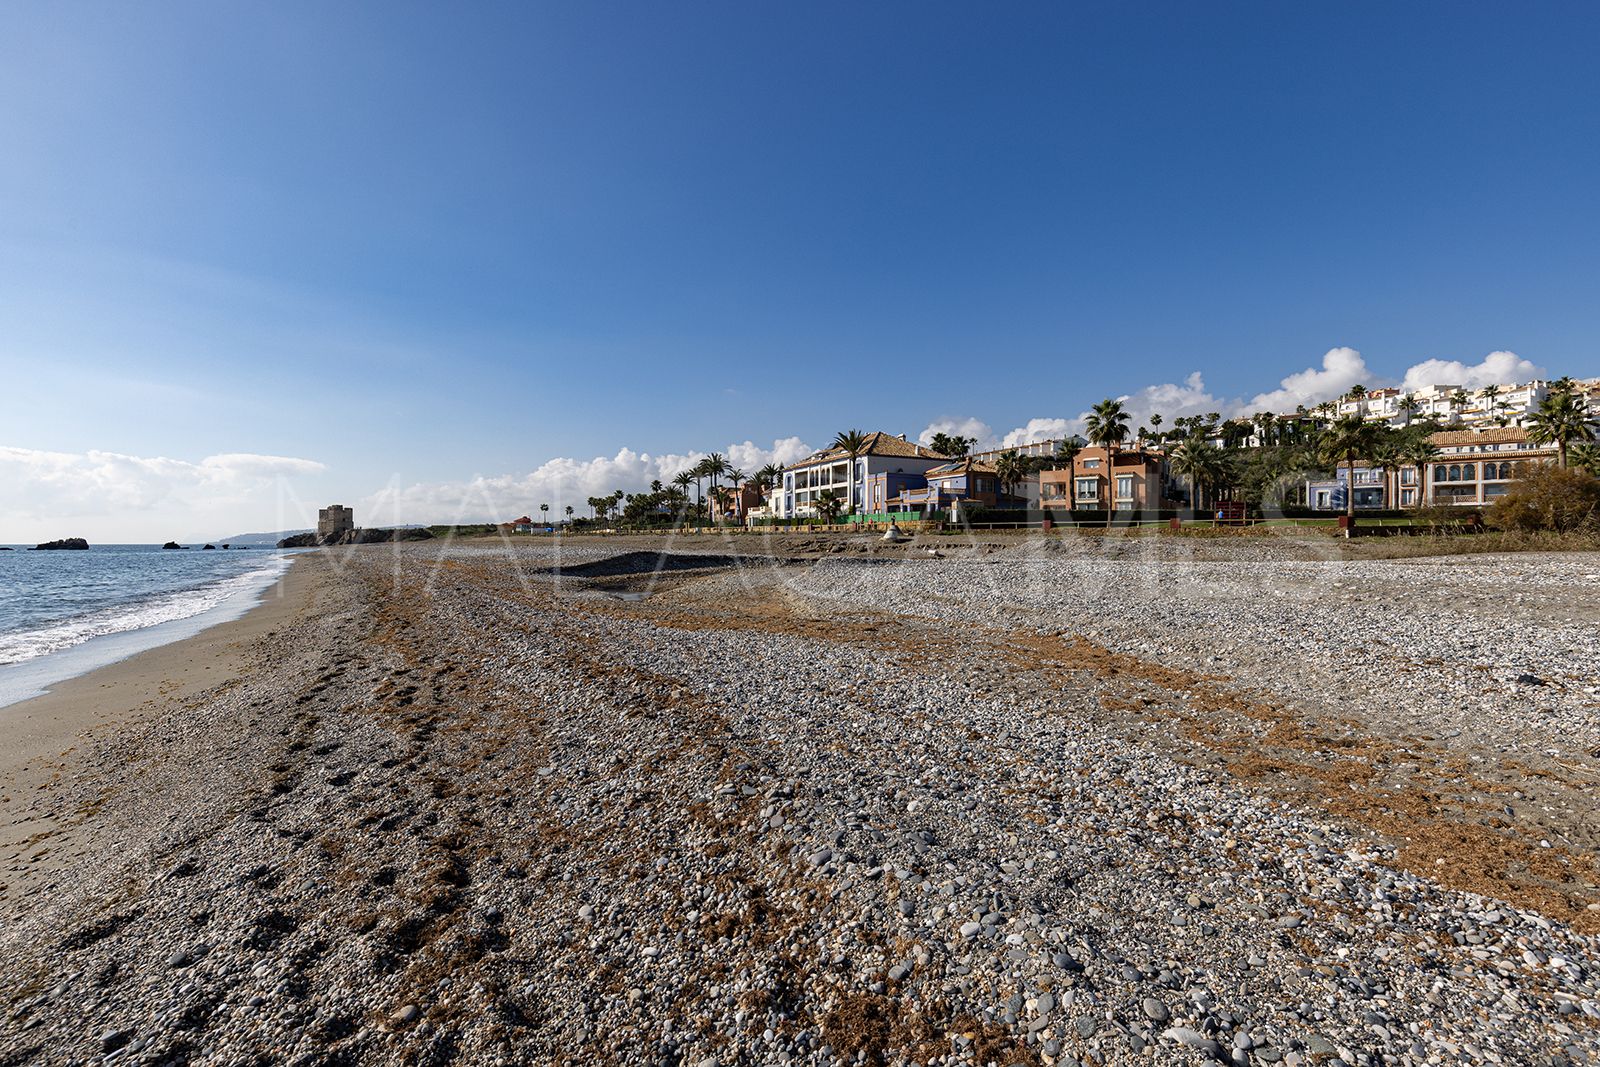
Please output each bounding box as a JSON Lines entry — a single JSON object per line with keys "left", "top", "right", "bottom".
{"left": 361, "top": 438, "right": 815, "bottom": 527}
{"left": 0, "top": 447, "right": 327, "bottom": 542}
{"left": 917, "top": 348, "right": 1546, "bottom": 452}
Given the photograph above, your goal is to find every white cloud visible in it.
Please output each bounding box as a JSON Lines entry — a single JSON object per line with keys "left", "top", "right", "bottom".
{"left": 1400, "top": 350, "right": 1544, "bottom": 393}
{"left": 360, "top": 438, "right": 815, "bottom": 525}
{"left": 999, "top": 418, "right": 1077, "bottom": 448}
{"left": 1115, "top": 371, "right": 1224, "bottom": 429}
{"left": 0, "top": 446, "right": 328, "bottom": 542}
{"left": 1245, "top": 347, "right": 1373, "bottom": 413}
{"left": 727, "top": 437, "right": 812, "bottom": 473}
{"left": 990, "top": 372, "right": 1222, "bottom": 447}
{"left": 918, "top": 417, "right": 997, "bottom": 451}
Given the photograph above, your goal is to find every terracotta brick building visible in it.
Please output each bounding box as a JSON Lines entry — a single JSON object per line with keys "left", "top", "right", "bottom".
{"left": 1038, "top": 446, "right": 1177, "bottom": 511}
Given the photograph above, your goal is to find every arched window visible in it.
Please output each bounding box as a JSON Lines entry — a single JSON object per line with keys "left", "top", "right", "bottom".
{"left": 1448, "top": 464, "right": 1461, "bottom": 481}
{"left": 1461, "top": 463, "right": 1475, "bottom": 480}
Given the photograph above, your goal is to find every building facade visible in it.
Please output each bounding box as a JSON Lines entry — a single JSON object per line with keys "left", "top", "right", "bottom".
{"left": 1038, "top": 446, "right": 1177, "bottom": 512}
{"left": 779, "top": 432, "right": 950, "bottom": 518}
{"left": 1305, "top": 427, "right": 1559, "bottom": 509}
{"left": 875, "top": 458, "right": 1025, "bottom": 519}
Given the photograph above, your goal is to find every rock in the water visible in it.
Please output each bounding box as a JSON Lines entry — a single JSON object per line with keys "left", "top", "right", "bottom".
{"left": 162, "top": 541, "right": 185, "bottom": 550}
{"left": 32, "top": 538, "right": 89, "bottom": 550}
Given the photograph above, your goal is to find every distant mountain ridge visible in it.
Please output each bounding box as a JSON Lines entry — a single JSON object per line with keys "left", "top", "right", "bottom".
{"left": 211, "top": 528, "right": 312, "bottom": 547}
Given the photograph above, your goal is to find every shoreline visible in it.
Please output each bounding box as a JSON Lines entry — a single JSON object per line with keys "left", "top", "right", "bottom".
{"left": 0, "top": 551, "right": 296, "bottom": 709}
{"left": 0, "top": 558, "right": 314, "bottom": 910}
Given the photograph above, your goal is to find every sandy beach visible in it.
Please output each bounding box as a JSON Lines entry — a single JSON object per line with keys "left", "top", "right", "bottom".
{"left": 1, "top": 534, "right": 1597, "bottom": 1065}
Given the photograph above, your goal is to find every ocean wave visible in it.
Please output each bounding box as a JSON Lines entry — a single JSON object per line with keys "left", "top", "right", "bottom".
{"left": 0, "top": 558, "right": 289, "bottom": 666}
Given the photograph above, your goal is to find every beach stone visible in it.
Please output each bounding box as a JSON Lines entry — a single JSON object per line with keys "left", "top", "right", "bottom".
{"left": 1143, "top": 997, "right": 1171, "bottom": 1023}
{"left": 1164, "top": 1027, "right": 1223, "bottom": 1058}
{"left": 391, "top": 1004, "right": 421, "bottom": 1026}
{"left": 99, "top": 1029, "right": 131, "bottom": 1053}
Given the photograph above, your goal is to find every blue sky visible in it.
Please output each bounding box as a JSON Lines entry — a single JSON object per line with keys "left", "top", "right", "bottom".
{"left": 3, "top": 2, "right": 1598, "bottom": 539}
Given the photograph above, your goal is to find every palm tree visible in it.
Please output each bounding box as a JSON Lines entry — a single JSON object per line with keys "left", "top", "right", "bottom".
{"left": 993, "top": 450, "right": 1026, "bottom": 507}
{"left": 703, "top": 453, "right": 730, "bottom": 506}
{"left": 813, "top": 489, "right": 844, "bottom": 524}
{"left": 1347, "top": 384, "right": 1367, "bottom": 402}
{"left": 1398, "top": 394, "right": 1421, "bottom": 426}
{"left": 756, "top": 463, "right": 783, "bottom": 490}
{"left": 1085, "top": 399, "right": 1131, "bottom": 526}
{"left": 1526, "top": 390, "right": 1597, "bottom": 467}
{"left": 1167, "top": 437, "right": 1215, "bottom": 519}
{"left": 830, "top": 430, "right": 870, "bottom": 514}
{"left": 1253, "top": 412, "right": 1276, "bottom": 448}
{"left": 1399, "top": 438, "right": 1440, "bottom": 510}
{"left": 1050, "top": 438, "right": 1082, "bottom": 511}
{"left": 539, "top": 503, "right": 550, "bottom": 527}
{"left": 1450, "top": 389, "right": 1471, "bottom": 422}
{"left": 1370, "top": 437, "right": 1404, "bottom": 511}
{"left": 1052, "top": 437, "right": 1082, "bottom": 469}
{"left": 1148, "top": 413, "right": 1163, "bottom": 443}
{"left": 1569, "top": 442, "right": 1600, "bottom": 477}
{"left": 1319, "top": 416, "right": 1382, "bottom": 522}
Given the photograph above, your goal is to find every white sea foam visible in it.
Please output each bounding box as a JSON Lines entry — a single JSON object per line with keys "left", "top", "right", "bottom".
{"left": 0, "top": 558, "right": 290, "bottom": 666}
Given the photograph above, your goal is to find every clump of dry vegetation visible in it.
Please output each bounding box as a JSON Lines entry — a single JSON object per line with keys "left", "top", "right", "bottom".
{"left": 1488, "top": 464, "right": 1600, "bottom": 534}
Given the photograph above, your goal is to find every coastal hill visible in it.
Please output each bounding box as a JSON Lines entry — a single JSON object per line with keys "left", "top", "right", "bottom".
{"left": 277, "top": 527, "right": 433, "bottom": 548}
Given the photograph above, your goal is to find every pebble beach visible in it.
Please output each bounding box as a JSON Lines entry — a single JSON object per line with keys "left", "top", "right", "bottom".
{"left": 2, "top": 533, "right": 1597, "bottom": 1066}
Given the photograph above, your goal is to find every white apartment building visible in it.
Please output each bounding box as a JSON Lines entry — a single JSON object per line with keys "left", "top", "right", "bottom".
{"left": 778, "top": 432, "right": 950, "bottom": 518}
{"left": 1336, "top": 379, "right": 1562, "bottom": 430}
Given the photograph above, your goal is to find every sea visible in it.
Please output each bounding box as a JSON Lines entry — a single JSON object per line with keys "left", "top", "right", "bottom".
{"left": 0, "top": 544, "right": 292, "bottom": 708}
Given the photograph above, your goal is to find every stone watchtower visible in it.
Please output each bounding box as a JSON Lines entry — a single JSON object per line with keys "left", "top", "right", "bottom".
{"left": 317, "top": 504, "right": 355, "bottom": 541}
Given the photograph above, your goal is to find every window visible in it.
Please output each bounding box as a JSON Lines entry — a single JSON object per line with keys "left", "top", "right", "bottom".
{"left": 1461, "top": 463, "right": 1475, "bottom": 481}
{"left": 1075, "top": 478, "right": 1099, "bottom": 500}
{"left": 1082, "top": 459, "right": 1101, "bottom": 469}
{"left": 1116, "top": 475, "right": 1135, "bottom": 500}
{"left": 1400, "top": 469, "right": 1416, "bottom": 486}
